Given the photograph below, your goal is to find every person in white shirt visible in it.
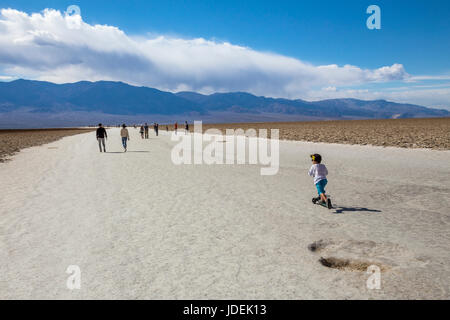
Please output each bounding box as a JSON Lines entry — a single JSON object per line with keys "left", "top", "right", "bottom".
{"left": 120, "top": 124, "right": 130, "bottom": 152}
{"left": 308, "top": 154, "right": 332, "bottom": 209}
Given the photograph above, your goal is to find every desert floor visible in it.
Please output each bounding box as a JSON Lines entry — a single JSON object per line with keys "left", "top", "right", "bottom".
{"left": 171, "top": 117, "right": 450, "bottom": 150}
{"left": 0, "top": 128, "right": 449, "bottom": 299}
{"left": 0, "top": 128, "right": 94, "bottom": 162}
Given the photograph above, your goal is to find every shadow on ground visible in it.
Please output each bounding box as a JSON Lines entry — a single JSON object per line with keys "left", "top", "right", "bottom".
{"left": 332, "top": 206, "right": 382, "bottom": 214}
{"left": 105, "top": 151, "right": 150, "bottom": 153}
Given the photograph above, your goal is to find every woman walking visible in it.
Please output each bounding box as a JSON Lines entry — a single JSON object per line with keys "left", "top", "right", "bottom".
{"left": 121, "top": 124, "right": 130, "bottom": 152}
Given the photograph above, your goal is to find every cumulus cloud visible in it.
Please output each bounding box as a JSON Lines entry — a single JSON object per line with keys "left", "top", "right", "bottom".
{"left": 0, "top": 7, "right": 448, "bottom": 109}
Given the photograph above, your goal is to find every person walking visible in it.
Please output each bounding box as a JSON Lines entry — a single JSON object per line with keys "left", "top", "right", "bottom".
{"left": 185, "top": 121, "right": 189, "bottom": 133}
{"left": 96, "top": 123, "right": 107, "bottom": 152}
{"left": 139, "top": 125, "right": 144, "bottom": 139}
{"left": 144, "top": 123, "right": 149, "bottom": 139}
{"left": 154, "top": 123, "right": 159, "bottom": 136}
{"left": 174, "top": 122, "right": 178, "bottom": 135}
{"left": 120, "top": 124, "right": 130, "bottom": 152}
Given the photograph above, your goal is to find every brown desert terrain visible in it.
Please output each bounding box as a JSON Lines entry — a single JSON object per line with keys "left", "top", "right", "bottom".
{"left": 172, "top": 117, "right": 449, "bottom": 150}
{"left": 0, "top": 128, "right": 94, "bottom": 162}
{"left": 1, "top": 118, "right": 449, "bottom": 164}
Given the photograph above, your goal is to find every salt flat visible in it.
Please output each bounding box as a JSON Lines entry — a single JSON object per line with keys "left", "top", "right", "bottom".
{"left": 0, "top": 127, "right": 449, "bottom": 299}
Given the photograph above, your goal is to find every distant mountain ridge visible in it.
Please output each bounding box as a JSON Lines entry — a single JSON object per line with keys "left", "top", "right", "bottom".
{"left": 0, "top": 79, "right": 448, "bottom": 122}
{"left": 0, "top": 79, "right": 202, "bottom": 115}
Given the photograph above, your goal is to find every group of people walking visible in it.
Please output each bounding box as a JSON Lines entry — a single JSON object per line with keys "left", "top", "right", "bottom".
{"left": 96, "top": 121, "right": 190, "bottom": 152}
{"left": 96, "top": 123, "right": 130, "bottom": 152}
{"left": 174, "top": 121, "right": 189, "bottom": 135}
{"left": 139, "top": 123, "right": 160, "bottom": 139}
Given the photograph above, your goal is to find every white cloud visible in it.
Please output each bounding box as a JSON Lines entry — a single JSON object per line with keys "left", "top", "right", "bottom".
{"left": 0, "top": 75, "right": 14, "bottom": 80}
{"left": 408, "top": 75, "right": 450, "bottom": 81}
{"left": 0, "top": 8, "right": 448, "bottom": 109}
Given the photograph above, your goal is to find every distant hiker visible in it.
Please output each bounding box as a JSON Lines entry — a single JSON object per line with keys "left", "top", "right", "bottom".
{"left": 308, "top": 154, "right": 332, "bottom": 209}
{"left": 166, "top": 125, "right": 169, "bottom": 132}
{"left": 185, "top": 121, "right": 189, "bottom": 133}
{"left": 154, "top": 123, "right": 159, "bottom": 136}
{"left": 96, "top": 123, "right": 107, "bottom": 153}
{"left": 144, "top": 123, "right": 149, "bottom": 139}
{"left": 121, "top": 124, "right": 130, "bottom": 152}
{"left": 140, "top": 125, "right": 144, "bottom": 139}
{"left": 174, "top": 122, "right": 178, "bottom": 135}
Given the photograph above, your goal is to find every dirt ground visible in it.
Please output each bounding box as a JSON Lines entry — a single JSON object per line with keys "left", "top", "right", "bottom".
{"left": 0, "top": 128, "right": 95, "bottom": 162}
{"left": 168, "top": 117, "right": 449, "bottom": 150}
{"left": 1, "top": 118, "right": 449, "bottom": 163}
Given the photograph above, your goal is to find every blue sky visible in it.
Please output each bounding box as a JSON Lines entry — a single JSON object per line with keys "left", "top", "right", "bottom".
{"left": 0, "top": 0, "right": 449, "bottom": 108}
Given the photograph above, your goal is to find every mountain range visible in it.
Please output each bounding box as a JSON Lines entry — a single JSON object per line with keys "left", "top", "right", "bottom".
{"left": 0, "top": 79, "right": 448, "bottom": 128}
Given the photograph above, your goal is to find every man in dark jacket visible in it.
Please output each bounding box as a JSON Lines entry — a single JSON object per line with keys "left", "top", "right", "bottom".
{"left": 144, "top": 123, "right": 149, "bottom": 139}
{"left": 96, "top": 123, "right": 108, "bottom": 152}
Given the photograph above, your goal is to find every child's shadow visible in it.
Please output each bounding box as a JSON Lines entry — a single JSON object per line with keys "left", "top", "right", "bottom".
{"left": 332, "top": 206, "right": 382, "bottom": 214}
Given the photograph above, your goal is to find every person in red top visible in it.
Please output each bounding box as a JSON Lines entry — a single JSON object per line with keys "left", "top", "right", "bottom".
{"left": 174, "top": 122, "right": 178, "bottom": 135}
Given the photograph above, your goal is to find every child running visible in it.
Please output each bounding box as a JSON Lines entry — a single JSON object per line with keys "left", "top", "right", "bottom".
{"left": 308, "top": 154, "right": 332, "bottom": 209}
